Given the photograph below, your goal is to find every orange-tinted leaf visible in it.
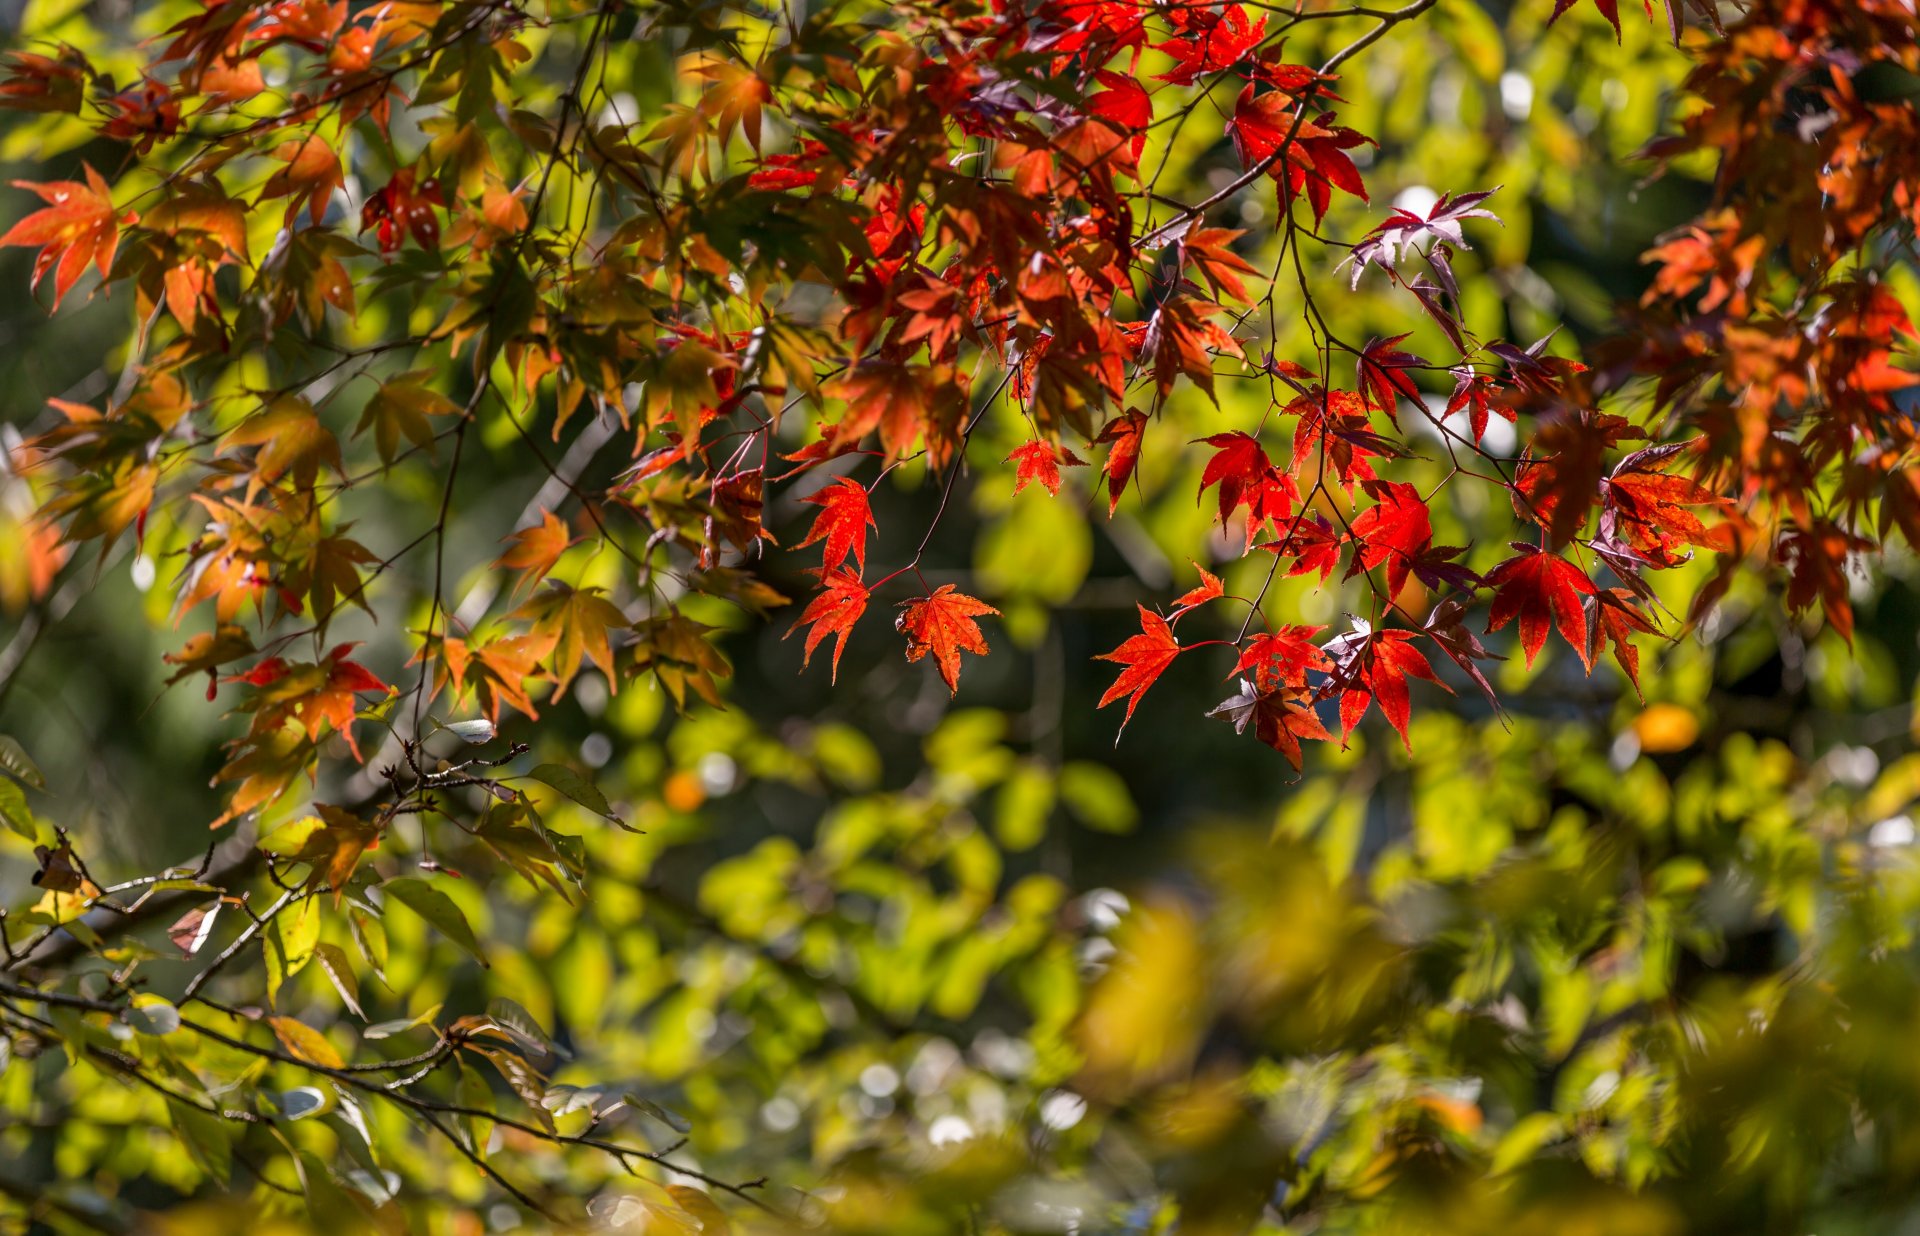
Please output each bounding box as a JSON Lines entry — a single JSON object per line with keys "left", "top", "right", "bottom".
{"left": 1007, "top": 439, "right": 1087, "bottom": 497}
{"left": 796, "top": 477, "right": 875, "bottom": 575}
{"left": 1234, "top": 626, "right": 1329, "bottom": 693}
{"left": 1096, "top": 606, "right": 1182, "bottom": 732}
{"left": 1094, "top": 408, "right": 1149, "bottom": 515}
{"left": 1208, "top": 682, "right": 1330, "bottom": 771}
{"left": 494, "top": 510, "right": 576, "bottom": 598}
{"left": 2, "top": 164, "right": 126, "bottom": 308}
{"left": 787, "top": 568, "right": 870, "bottom": 682}
{"left": 897, "top": 585, "right": 998, "bottom": 694}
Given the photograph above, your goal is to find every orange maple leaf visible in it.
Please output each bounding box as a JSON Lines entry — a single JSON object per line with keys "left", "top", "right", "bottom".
{"left": 1, "top": 164, "right": 127, "bottom": 308}
{"left": 796, "top": 477, "right": 876, "bottom": 575}
{"left": 1007, "top": 439, "right": 1087, "bottom": 497}
{"left": 1096, "top": 605, "right": 1182, "bottom": 732}
{"left": 897, "top": 585, "right": 998, "bottom": 694}
{"left": 494, "top": 510, "right": 577, "bottom": 598}
{"left": 787, "top": 567, "right": 870, "bottom": 682}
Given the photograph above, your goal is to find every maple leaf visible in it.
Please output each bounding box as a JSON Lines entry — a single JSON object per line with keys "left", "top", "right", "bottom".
{"left": 1096, "top": 606, "right": 1182, "bottom": 733}
{"left": 1484, "top": 545, "right": 1598, "bottom": 668}
{"left": 262, "top": 133, "right": 345, "bottom": 228}
{"left": 1172, "top": 564, "right": 1225, "bottom": 612}
{"left": 1513, "top": 409, "right": 1647, "bottom": 547}
{"left": 1346, "top": 480, "right": 1432, "bottom": 599}
{"left": 1588, "top": 588, "right": 1660, "bottom": 700}
{"left": 1421, "top": 597, "right": 1503, "bottom": 708}
{"left": 787, "top": 568, "right": 870, "bottom": 683}
{"left": 1779, "top": 521, "right": 1870, "bottom": 644}
{"left": 354, "top": 373, "right": 457, "bottom": 465}
{"left": 2, "top": 164, "right": 127, "bottom": 308}
{"left": 1550, "top": 0, "right": 1623, "bottom": 40}
{"left": 1094, "top": 408, "right": 1149, "bottom": 515}
{"left": 897, "top": 586, "right": 998, "bottom": 694}
{"left": 1327, "top": 623, "right": 1447, "bottom": 750}
{"left": 245, "top": 643, "right": 388, "bottom": 761}
{"left": 825, "top": 360, "right": 968, "bottom": 465}
{"left": 1007, "top": 439, "right": 1087, "bottom": 497}
{"left": 630, "top": 613, "right": 731, "bottom": 711}
{"left": 359, "top": 168, "right": 443, "bottom": 253}
{"left": 445, "top": 632, "right": 559, "bottom": 722}
{"left": 286, "top": 803, "right": 383, "bottom": 901}
{"left": 1225, "top": 87, "right": 1372, "bottom": 222}
{"left": 1261, "top": 513, "right": 1342, "bottom": 583}
{"left": 221, "top": 396, "right": 344, "bottom": 491}
{"left": 1234, "top": 626, "right": 1330, "bottom": 693}
{"left": 494, "top": 510, "right": 576, "bottom": 599}
{"left": 1140, "top": 296, "right": 1239, "bottom": 402}
{"left": 511, "top": 583, "right": 627, "bottom": 701}
{"left": 796, "top": 477, "right": 876, "bottom": 575}
{"left": 1444, "top": 369, "right": 1510, "bottom": 444}
{"left": 1179, "top": 225, "right": 1261, "bottom": 303}
{"left": 1344, "top": 189, "right": 1501, "bottom": 289}
{"left": 1208, "top": 681, "right": 1331, "bottom": 772}
{"left": 1154, "top": 5, "right": 1266, "bottom": 86}
{"left": 1601, "top": 440, "right": 1723, "bottom": 568}
{"left": 1196, "top": 431, "right": 1271, "bottom": 527}
{"left": 1355, "top": 334, "right": 1427, "bottom": 423}
{"left": 1088, "top": 71, "right": 1152, "bottom": 161}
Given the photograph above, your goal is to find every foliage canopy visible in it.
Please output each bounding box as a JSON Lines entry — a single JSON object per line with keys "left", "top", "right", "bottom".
{"left": 2, "top": 0, "right": 1920, "bottom": 1231}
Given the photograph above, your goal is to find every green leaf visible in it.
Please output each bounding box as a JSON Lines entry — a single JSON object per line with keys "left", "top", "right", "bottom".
{"left": 1058, "top": 761, "right": 1137, "bottom": 834}
{"left": 526, "top": 763, "right": 621, "bottom": 822}
{"left": 0, "top": 776, "right": 34, "bottom": 840}
{"left": 129, "top": 994, "right": 180, "bottom": 1036}
{"left": 168, "top": 1100, "right": 233, "bottom": 1187}
{"left": 381, "top": 878, "right": 489, "bottom": 967}
{"left": 364, "top": 1002, "right": 442, "bottom": 1040}
{"left": 0, "top": 735, "right": 44, "bottom": 789}
{"left": 623, "top": 1093, "right": 693, "bottom": 1134}
{"left": 487, "top": 996, "right": 566, "bottom": 1059}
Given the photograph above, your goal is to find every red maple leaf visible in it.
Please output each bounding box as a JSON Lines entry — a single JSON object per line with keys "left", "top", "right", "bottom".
{"left": 1444, "top": 369, "right": 1510, "bottom": 444}
{"left": 1196, "top": 431, "right": 1271, "bottom": 527}
{"left": 1007, "top": 439, "right": 1087, "bottom": 497}
{"left": 1, "top": 164, "right": 128, "bottom": 308}
{"left": 787, "top": 568, "right": 870, "bottom": 683}
{"left": 359, "top": 168, "right": 443, "bottom": 253}
{"left": 1355, "top": 333, "right": 1427, "bottom": 423}
{"left": 1484, "top": 545, "right": 1597, "bottom": 668}
{"left": 1208, "top": 682, "right": 1331, "bottom": 771}
{"left": 1588, "top": 587, "right": 1659, "bottom": 700}
{"left": 1171, "top": 563, "right": 1225, "bottom": 611}
{"left": 248, "top": 643, "right": 388, "bottom": 761}
{"left": 1096, "top": 605, "right": 1182, "bottom": 733}
{"left": 1328, "top": 625, "right": 1448, "bottom": 750}
{"left": 1094, "top": 408, "right": 1149, "bottom": 515}
{"left": 1347, "top": 480, "right": 1432, "bottom": 598}
{"left": 897, "top": 585, "right": 998, "bottom": 694}
{"left": 796, "top": 477, "right": 876, "bottom": 575}
{"left": 1153, "top": 4, "right": 1266, "bottom": 86}
{"left": 1234, "top": 626, "right": 1329, "bottom": 693}
{"left": 1550, "top": 0, "right": 1623, "bottom": 40}
{"left": 1261, "top": 513, "right": 1342, "bottom": 583}
{"left": 1087, "top": 71, "right": 1152, "bottom": 161}
{"left": 1422, "top": 597, "right": 1503, "bottom": 708}
{"left": 1225, "top": 86, "right": 1372, "bottom": 222}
